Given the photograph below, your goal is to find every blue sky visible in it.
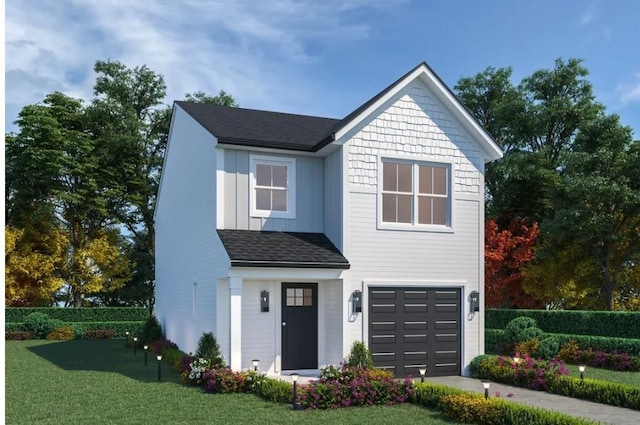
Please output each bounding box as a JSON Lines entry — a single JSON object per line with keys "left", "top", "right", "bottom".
{"left": 5, "top": 0, "right": 640, "bottom": 137}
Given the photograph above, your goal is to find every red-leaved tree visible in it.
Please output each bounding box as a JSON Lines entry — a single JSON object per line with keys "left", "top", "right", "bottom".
{"left": 485, "top": 218, "right": 540, "bottom": 308}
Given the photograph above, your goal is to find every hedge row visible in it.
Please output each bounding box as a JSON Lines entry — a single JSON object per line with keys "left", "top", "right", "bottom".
{"left": 5, "top": 321, "right": 144, "bottom": 338}
{"left": 412, "top": 382, "right": 598, "bottom": 425}
{"left": 5, "top": 307, "right": 149, "bottom": 323}
{"left": 485, "top": 329, "right": 640, "bottom": 357}
{"left": 487, "top": 309, "right": 640, "bottom": 339}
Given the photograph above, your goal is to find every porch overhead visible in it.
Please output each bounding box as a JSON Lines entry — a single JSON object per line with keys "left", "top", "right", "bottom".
{"left": 217, "top": 229, "right": 350, "bottom": 269}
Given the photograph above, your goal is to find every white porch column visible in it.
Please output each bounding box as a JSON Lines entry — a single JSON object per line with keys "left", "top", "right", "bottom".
{"left": 229, "top": 277, "right": 243, "bottom": 371}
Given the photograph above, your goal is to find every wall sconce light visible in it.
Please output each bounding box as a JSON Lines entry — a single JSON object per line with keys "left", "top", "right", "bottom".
{"left": 419, "top": 367, "right": 427, "bottom": 383}
{"left": 469, "top": 291, "right": 480, "bottom": 312}
{"left": 157, "top": 355, "right": 163, "bottom": 381}
{"left": 252, "top": 359, "right": 260, "bottom": 372}
{"left": 352, "top": 290, "right": 362, "bottom": 313}
{"left": 291, "top": 373, "right": 301, "bottom": 410}
{"left": 578, "top": 365, "right": 586, "bottom": 381}
{"left": 482, "top": 381, "right": 491, "bottom": 399}
{"left": 143, "top": 345, "right": 149, "bottom": 366}
{"left": 260, "top": 290, "right": 269, "bottom": 312}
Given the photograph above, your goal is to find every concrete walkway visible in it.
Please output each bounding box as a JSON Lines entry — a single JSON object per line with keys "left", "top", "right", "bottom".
{"left": 272, "top": 372, "right": 640, "bottom": 424}
{"left": 427, "top": 376, "right": 640, "bottom": 425}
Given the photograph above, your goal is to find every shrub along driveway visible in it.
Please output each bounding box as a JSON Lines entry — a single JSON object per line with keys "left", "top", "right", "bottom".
{"left": 6, "top": 340, "right": 459, "bottom": 425}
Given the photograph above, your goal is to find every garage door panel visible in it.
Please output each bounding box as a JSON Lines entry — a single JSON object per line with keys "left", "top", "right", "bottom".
{"left": 369, "top": 287, "right": 461, "bottom": 378}
{"left": 435, "top": 320, "right": 458, "bottom": 330}
{"left": 404, "top": 303, "right": 427, "bottom": 313}
{"left": 371, "top": 304, "right": 396, "bottom": 314}
{"left": 404, "top": 321, "right": 427, "bottom": 330}
{"left": 435, "top": 303, "right": 458, "bottom": 313}
{"left": 404, "top": 334, "right": 427, "bottom": 344}
{"left": 371, "top": 321, "right": 396, "bottom": 332}
{"left": 404, "top": 290, "right": 428, "bottom": 300}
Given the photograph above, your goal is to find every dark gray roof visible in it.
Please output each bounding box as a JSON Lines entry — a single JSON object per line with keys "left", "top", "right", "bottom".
{"left": 175, "top": 61, "right": 499, "bottom": 153}
{"left": 176, "top": 102, "right": 340, "bottom": 152}
{"left": 217, "top": 229, "right": 350, "bottom": 269}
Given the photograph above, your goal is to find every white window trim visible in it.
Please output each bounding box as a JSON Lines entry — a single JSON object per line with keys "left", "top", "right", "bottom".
{"left": 377, "top": 156, "right": 454, "bottom": 233}
{"left": 250, "top": 154, "right": 296, "bottom": 219}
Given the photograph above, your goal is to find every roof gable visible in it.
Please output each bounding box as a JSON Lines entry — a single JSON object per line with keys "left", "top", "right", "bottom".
{"left": 174, "top": 62, "right": 502, "bottom": 161}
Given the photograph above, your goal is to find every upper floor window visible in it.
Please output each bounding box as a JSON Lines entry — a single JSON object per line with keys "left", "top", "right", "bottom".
{"left": 381, "top": 159, "right": 451, "bottom": 227}
{"left": 250, "top": 155, "right": 296, "bottom": 219}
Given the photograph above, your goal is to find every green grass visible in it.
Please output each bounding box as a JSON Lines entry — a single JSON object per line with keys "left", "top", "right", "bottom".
{"left": 6, "top": 340, "right": 460, "bottom": 425}
{"left": 565, "top": 363, "right": 640, "bottom": 387}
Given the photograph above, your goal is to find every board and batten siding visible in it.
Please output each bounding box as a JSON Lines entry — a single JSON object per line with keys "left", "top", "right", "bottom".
{"left": 223, "top": 149, "right": 324, "bottom": 232}
{"left": 323, "top": 148, "right": 343, "bottom": 251}
{"left": 154, "top": 105, "right": 231, "bottom": 355}
{"left": 341, "top": 77, "right": 486, "bottom": 371}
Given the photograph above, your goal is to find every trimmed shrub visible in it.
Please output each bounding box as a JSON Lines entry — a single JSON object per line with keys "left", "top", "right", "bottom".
{"left": 6, "top": 307, "right": 149, "bottom": 323}
{"left": 24, "top": 313, "right": 63, "bottom": 338}
{"left": 255, "top": 378, "right": 293, "bottom": 403}
{"left": 72, "top": 321, "right": 143, "bottom": 338}
{"left": 440, "top": 393, "right": 599, "bottom": 425}
{"left": 46, "top": 326, "right": 75, "bottom": 340}
{"left": 5, "top": 322, "right": 25, "bottom": 332}
{"left": 549, "top": 376, "right": 640, "bottom": 410}
{"left": 486, "top": 309, "right": 640, "bottom": 339}
{"left": 346, "top": 340, "right": 374, "bottom": 368}
{"left": 160, "top": 347, "right": 190, "bottom": 373}
{"left": 470, "top": 354, "right": 640, "bottom": 410}
{"left": 195, "top": 332, "right": 224, "bottom": 367}
{"left": 5, "top": 331, "right": 33, "bottom": 340}
{"left": 536, "top": 336, "right": 562, "bottom": 360}
{"left": 296, "top": 364, "right": 413, "bottom": 409}
{"left": 149, "top": 338, "right": 178, "bottom": 353}
{"left": 504, "top": 317, "right": 543, "bottom": 345}
{"left": 139, "top": 316, "right": 163, "bottom": 345}
{"left": 202, "top": 367, "right": 247, "bottom": 393}
{"left": 485, "top": 328, "right": 506, "bottom": 354}
{"left": 542, "top": 333, "right": 640, "bottom": 357}
{"left": 514, "top": 338, "right": 540, "bottom": 357}
{"left": 557, "top": 341, "right": 640, "bottom": 371}
{"left": 85, "top": 329, "right": 115, "bottom": 339}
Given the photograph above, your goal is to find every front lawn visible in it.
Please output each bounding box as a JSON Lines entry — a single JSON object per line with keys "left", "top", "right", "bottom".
{"left": 566, "top": 363, "right": 640, "bottom": 387}
{"left": 5, "top": 340, "right": 459, "bottom": 425}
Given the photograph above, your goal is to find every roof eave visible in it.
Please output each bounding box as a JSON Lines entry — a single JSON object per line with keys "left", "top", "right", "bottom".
{"left": 230, "top": 260, "right": 350, "bottom": 270}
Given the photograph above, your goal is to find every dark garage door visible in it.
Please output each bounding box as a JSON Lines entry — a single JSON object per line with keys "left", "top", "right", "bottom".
{"left": 368, "top": 287, "right": 461, "bottom": 378}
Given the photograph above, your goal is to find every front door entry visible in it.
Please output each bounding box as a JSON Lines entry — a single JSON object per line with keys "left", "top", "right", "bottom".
{"left": 281, "top": 283, "right": 318, "bottom": 370}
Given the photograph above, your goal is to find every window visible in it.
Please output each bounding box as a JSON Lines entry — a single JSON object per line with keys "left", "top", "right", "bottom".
{"left": 250, "top": 155, "right": 296, "bottom": 218}
{"left": 381, "top": 159, "right": 450, "bottom": 227}
{"left": 286, "top": 288, "right": 313, "bottom": 306}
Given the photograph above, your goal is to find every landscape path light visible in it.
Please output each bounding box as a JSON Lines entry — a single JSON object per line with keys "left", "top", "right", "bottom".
{"left": 482, "top": 381, "right": 491, "bottom": 399}
{"left": 418, "top": 367, "right": 426, "bottom": 383}
{"left": 133, "top": 337, "right": 138, "bottom": 355}
{"left": 291, "top": 373, "right": 301, "bottom": 410}
{"left": 143, "top": 345, "right": 148, "bottom": 366}
{"left": 157, "top": 355, "right": 163, "bottom": 381}
{"left": 579, "top": 365, "right": 586, "bottom": 381}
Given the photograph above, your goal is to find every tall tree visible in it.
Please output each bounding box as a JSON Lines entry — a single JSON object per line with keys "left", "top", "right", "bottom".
{"left": 6, "top": 92, "right": 130, "bottom": 306}
{"left": 538, "top": 115, "right": 640, "bottom": 310}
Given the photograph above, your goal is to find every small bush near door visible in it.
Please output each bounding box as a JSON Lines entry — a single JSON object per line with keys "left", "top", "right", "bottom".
{"left": 346, "top": 340, "right": 374, "bottom": 369}
{"left": 195, "top": 332, "right": 225, "bottom": 367}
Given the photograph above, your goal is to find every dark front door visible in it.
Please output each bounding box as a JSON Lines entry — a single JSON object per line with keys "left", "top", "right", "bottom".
{"left": 281, "top": 283, "right": 318, "bottom": 370}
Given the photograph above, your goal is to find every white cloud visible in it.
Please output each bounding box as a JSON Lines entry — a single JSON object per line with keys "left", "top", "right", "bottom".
{"left": 617, "top": 72, "right": 640, "bottom": 106}
{"left": 5, "top": 0, "right": 407, "bottom": 129}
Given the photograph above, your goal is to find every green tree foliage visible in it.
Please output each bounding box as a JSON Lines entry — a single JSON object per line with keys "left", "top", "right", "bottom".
{"left": 195, "top": 332, "right": 225, "bottom": 367}
{"left": 457, "top": 58, "right": 638, "bottom": 310}
{"left": 6, "top": 59, "right": 237, "bottom": 307}
{"left": 538, "top": 116, "right": 640, "bottom": 310}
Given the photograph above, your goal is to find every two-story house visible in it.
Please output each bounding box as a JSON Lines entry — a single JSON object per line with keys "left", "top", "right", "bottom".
{"left": 154, "top": 62, "right": 503, "bottom": 378}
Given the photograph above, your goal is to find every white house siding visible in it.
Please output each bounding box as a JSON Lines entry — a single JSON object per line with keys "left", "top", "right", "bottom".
{"left": 222, "top": 149, "right": 324, "bottom": 232}
{"left": 342, "top": 78, "right": 486, "bottom": 373}
{"left": 154, "top": 106, "right": 231, "bottom": 355}
{"left": 241, "top": 280, "right": 278, "bottom": 372}
{"left": 323, "top": 149, "right": 343, "bottom": 251}
{"left": 322, "top": 279, "right": 345, "bottom": 366}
